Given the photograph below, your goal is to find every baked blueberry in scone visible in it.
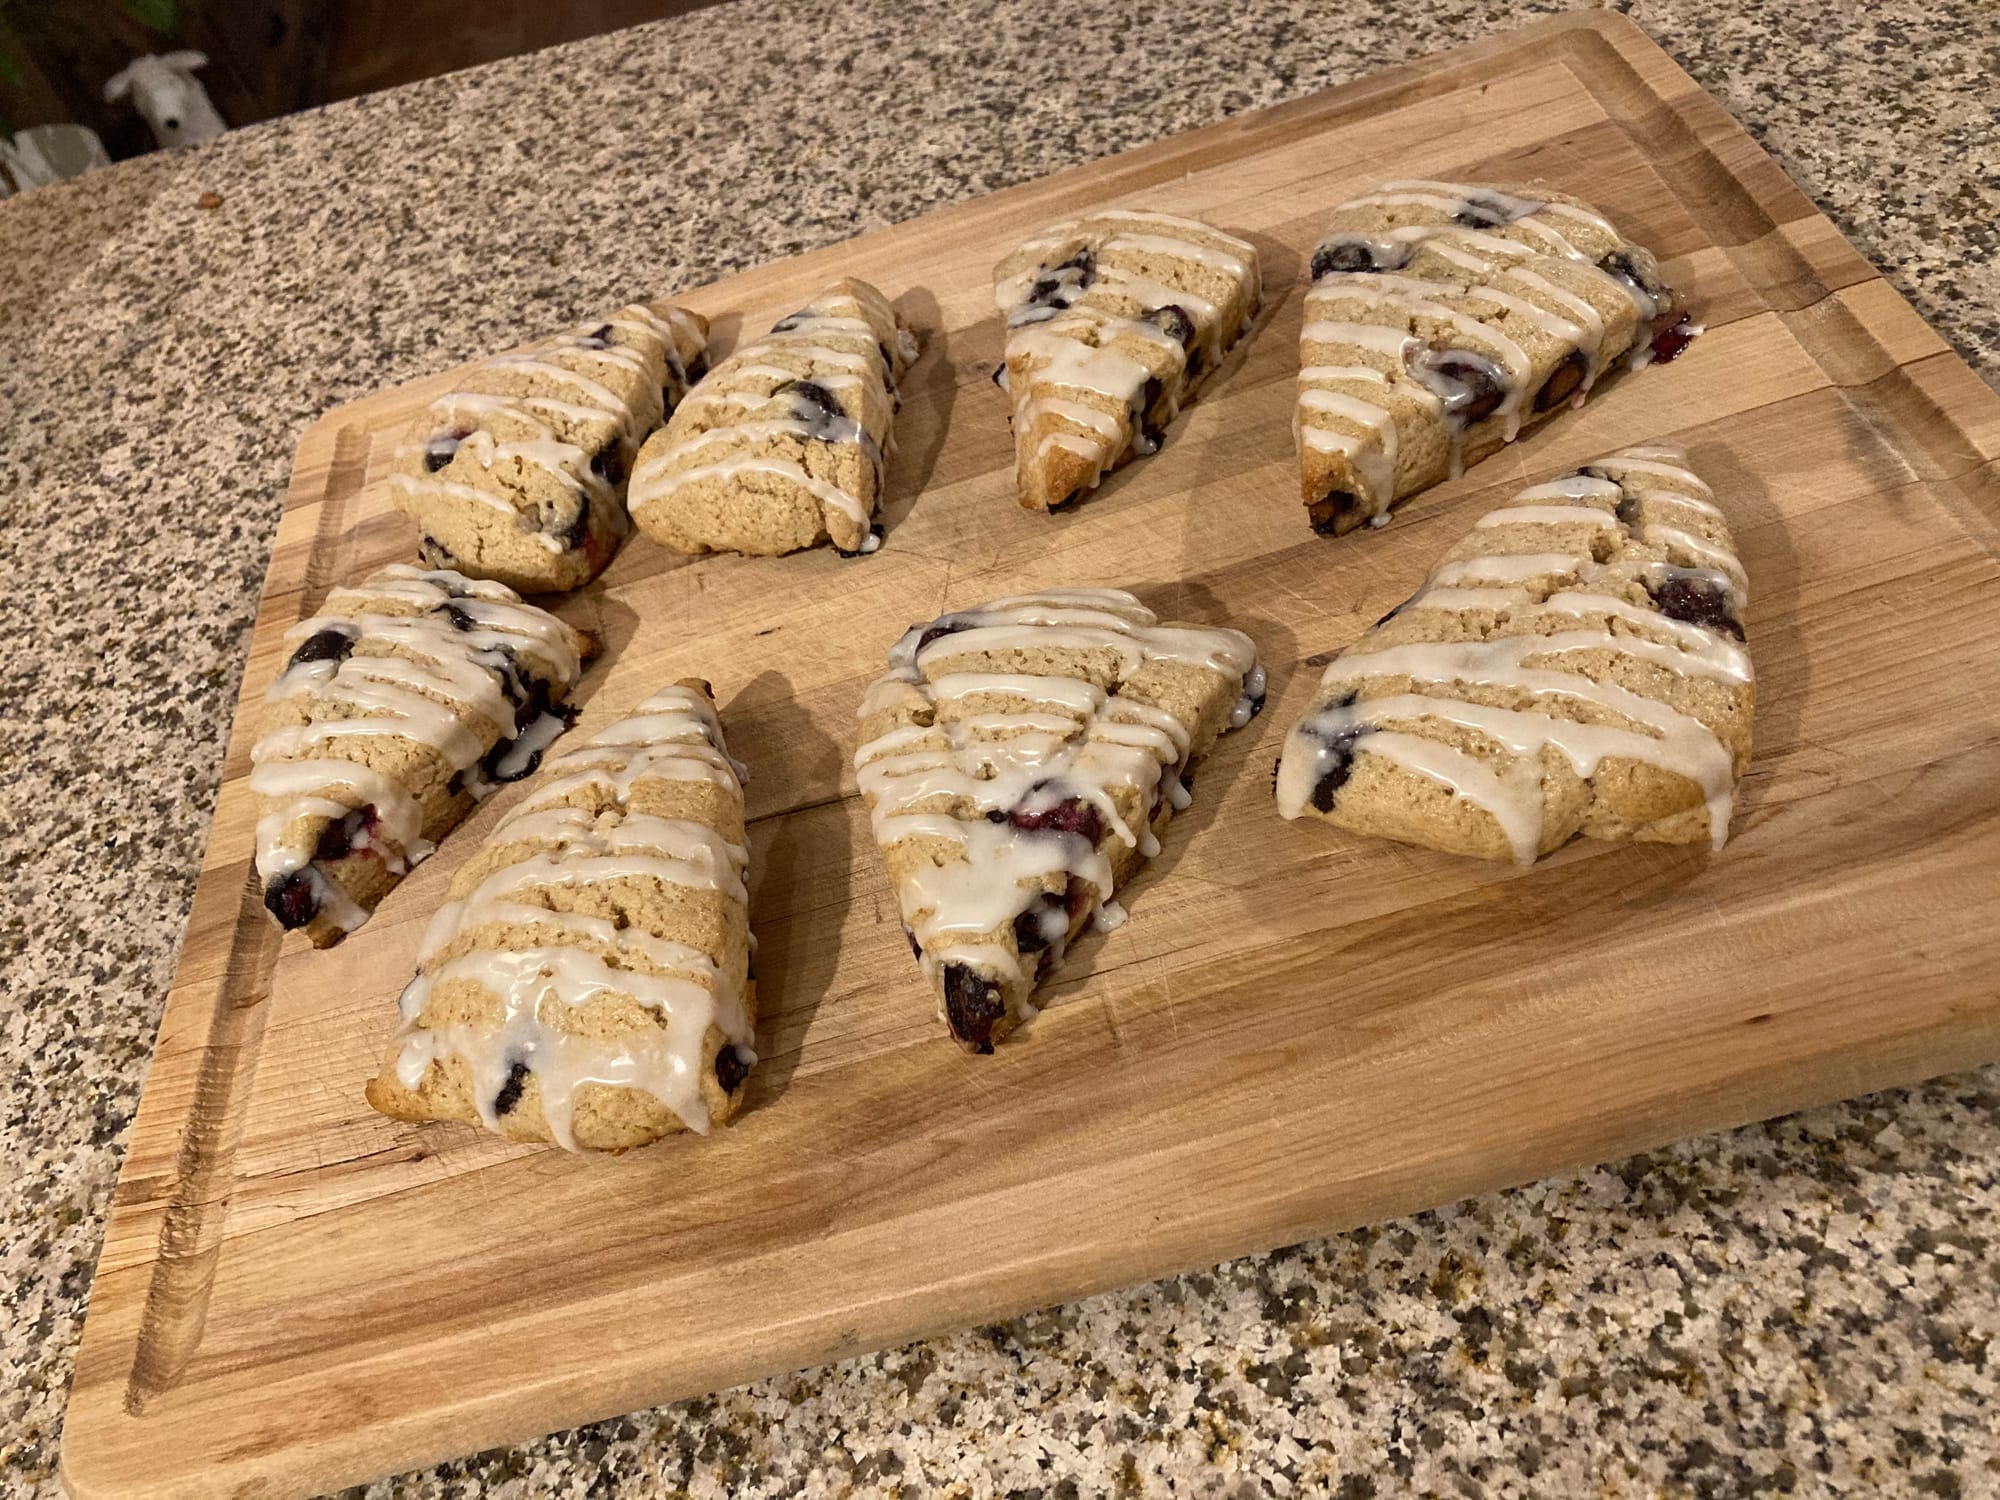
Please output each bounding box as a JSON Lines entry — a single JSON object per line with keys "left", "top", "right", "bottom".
{"left": 627, "top": 278, "right": 919, "bottom": 557}
{"left": 856, "top": 589, "right": 1264, "bottom": 1052}
{"left": 1275, "top": 443, "right": 1752, "bottom": 862}
{"left": 390, "top": 302, "right": 708, "bottom": 592}
{"left": 1296, "top": 181, "right": 1698, "bottom": 536}
{"left": 251, "top": 565, "right": 596, "bottom": 947}
{"left": 364, "top": 679, "right": 756, "bottom": 1150}
{"left": 993, "top": 209, "right": 1261, "bottom": 512}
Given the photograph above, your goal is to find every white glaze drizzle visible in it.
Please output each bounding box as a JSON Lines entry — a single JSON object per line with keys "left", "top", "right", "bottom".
{"left": 628, "top": 282, "right": 911, "bottom": 550}
{"left": 389, "top": 683, "right": 753, "bottom": 1147}
{"left": 250, "top": 565, "right": 588, "bottom": 938}
{"left": 857, "top": 589, "right": 1260, "bottom": 1032}
{"left": 1298, "top": 181, "right": 1673, "bottom": 517}
{"left": 393, "top": 305, "right": 696, "bottom": 548}
{"left": 1276, "top": 448, "right": 1748, "bottom": 861}
{"left": 996, "top": 210, "right": 1261, "bottom": 507}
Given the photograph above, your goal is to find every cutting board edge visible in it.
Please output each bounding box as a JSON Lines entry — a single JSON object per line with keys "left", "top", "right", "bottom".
{"left": 61, "top": 1004, "right": 2000, "bottom": 1500}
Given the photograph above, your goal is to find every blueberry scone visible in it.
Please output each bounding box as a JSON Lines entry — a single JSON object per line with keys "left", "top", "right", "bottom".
{"left": 252, "top": 565, "right": 595, "bottom": 947}
{"left": 857, "top": 589, "right": 1263, "bottom": 1052}
{"left": 391, "top": 302, "right": 709, "bottom": 592}
{"left": 364, "top": 679, "right": 756, "bottom": 1151}
{"left": 627, "top": 278, "right": 919, "bottom": 557}
{"left": 1298, "top": 181, "right": 1697, "bottom": 536}
{"left": 994, "top": 209, "right": 1261, "bottom": 512}
{"left": 1276, "top": 444, "right": 1751, "bottom": 863}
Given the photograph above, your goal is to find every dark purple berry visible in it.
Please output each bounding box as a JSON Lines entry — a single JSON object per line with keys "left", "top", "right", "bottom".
{"left": 1648, "top": 315, "right": 1700, "bottom": 365}
{"left": 1646, "top": 570, "right": 1744, "bottom": 639}
{"left": 1452, "top": 193, "right": 1522, "bottom": 229}
{"left": 1533, "top": 350, "right": 1588, "bottom": 412}
{"left": 780, "top": 378, "right": 841, "bottom": 422}
{"left": 714, "top": 1043, "right": 751, "bottom": 1093}
{"left": 1136, "top": 375, "right": 1168, "bottom": 453}
{"left": 491, "top": 1061, "right": 531, "bottom": 1116}
{"left": 1012, "top": 895, "right": 1068, "bottom": 955}
{"left": 417, "top": 534, "right": 458, "bottom": 567}
{"left": 312, "top": 805, "right": 378, "bottom": 862}
{"left": 442, "top": 602, "right": 478, "bottom": 632}
{"left": 579, "top": 324, "right": 614, "bottom": 349}
{"left": 1308, "top": 489, "right": 1362, "bottom": 536}
{"left": 424, "top": 429, "right": 468, "bottom": 473}
{"left": 685, "top": 351, "right": 708, "bottom": 382}
{"left": 1411, "top": 349, "right": 1507, "bottom": 424}
{"left": 1615, "top": 491, "right": 1643, "bottom": 530}
{"left": 903, "top": 924, "right": 922, "bottom": 959}
{"left": 1012, "top": 248, "right": 1095, "bottom": 324}
{"left": 1008, "top": 793, "right": 1103, "bottom": 846}
{"left": 1311, "top": 239, "right": 1389, "bottom": 278}
{"left": 915, "top": 616, "right": 969, "bottom": 653}
{"left": 287, "top": 626, "right": 356, "bottom": 671}
{"left": 1299, "top": 691, "right": 1367, "bottom": 813}
{"left": 1145, "top": 304, "right": 1196, "bottom": 347}
{"left": 589, "top": 441, "right": 626, "bottom": 488}
{"left": 262, "top": 872, "right": 318, "bottom": 929}
{"left": 942, "top": 962, "right": 1006, "bottom": 1054}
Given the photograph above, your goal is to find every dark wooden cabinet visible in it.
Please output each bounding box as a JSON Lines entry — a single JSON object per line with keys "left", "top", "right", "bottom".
{"left": 1, "top": 0, "right": 722, "bottom": 157}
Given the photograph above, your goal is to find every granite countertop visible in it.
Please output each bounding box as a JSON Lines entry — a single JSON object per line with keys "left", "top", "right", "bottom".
{"left": 5, "top": 0, "right": 1997, "bottom": 1493}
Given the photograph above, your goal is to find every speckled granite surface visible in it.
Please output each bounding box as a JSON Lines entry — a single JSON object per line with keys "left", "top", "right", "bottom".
{"left": 4, "top": 0, "right": 1997, "bottom": 1493}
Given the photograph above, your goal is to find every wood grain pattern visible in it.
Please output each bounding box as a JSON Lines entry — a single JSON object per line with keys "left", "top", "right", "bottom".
{"left": 62, "top": 15, "right": 2000, "bottom": 1497}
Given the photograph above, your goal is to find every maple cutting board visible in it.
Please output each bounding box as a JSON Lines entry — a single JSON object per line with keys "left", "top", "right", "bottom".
{"left": 61, "top": 13, "right": 2000, "bottom": 1497}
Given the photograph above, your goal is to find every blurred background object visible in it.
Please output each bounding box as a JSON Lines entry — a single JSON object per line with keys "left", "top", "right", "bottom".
{"left": 0, "top": 0, "right": 729, "bottom": 161}
{"left": 0, "top": 119, "right": 110, "bottom": 192}
{"left": 103, "top": 48, "right": 225, "bottom": 146}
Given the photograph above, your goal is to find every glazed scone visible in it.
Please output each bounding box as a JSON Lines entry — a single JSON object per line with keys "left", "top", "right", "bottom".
{"left": 252, "top": 565, "right": 595, "bottom": 947}
{"left": 627, "top": 278, "right": 919, "bottom": 557}
{"left": 391, "top": 302, "right": 709, "bottom": 592}
{"left": 994, "top": 210, "right": 1261, "bottom": 511}
{"left": 1275, "top": 444, "right": 1752, "bottom": 862}
{"left": 1297, "top": 181, "right": 1696, "bottom": 536}
{"left": 856, "top": 589, "right": 1264, "bottom": 1052}
{"left": 364, "top": 679, "right": 756, "bottom": 1151}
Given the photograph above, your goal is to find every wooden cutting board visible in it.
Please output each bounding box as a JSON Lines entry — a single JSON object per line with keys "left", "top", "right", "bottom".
{"left": 61, "top": 13, "right": 2000, "bottom": 1497}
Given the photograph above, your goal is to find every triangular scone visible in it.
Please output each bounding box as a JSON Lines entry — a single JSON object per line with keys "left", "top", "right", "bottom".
{"left": 391, "top": 303, "right": 708, "bottom": 592}
{"left": 994, "top": 210, "right": 1261, "bottom": 512}
{"left": 856, "top": 589, "right": 1263, "bottom": 1051}
{"left": 1297, "top": 181, "right": 1694, "bottom": 536}
{"left": 364, "top": 679, "right": 756, "bottom": 1151}
{"left": 1276, "top": 444, "right": 1752, "bottom": 862}
{"left": 628, "top": 278, "right": 919, "bottom": 557}
{"left": 252, "top": 565, "right": 595, "bottom": 947}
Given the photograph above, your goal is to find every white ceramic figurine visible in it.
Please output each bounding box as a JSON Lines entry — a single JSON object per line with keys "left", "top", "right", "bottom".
{"left": 104, "top": 51, "right": 226, "bottom": 149}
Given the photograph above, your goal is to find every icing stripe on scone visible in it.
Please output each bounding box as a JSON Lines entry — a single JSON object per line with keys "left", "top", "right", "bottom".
{"left": 390, "top": 304, "right": 708, "bottom": 592}
{"left": 857, "top": 588, "right": 1263, "bottom": 1051}
{"left": 1276, "top": 445, "right": 1752, "bottom": 865}
{"left": 993, "top": 210, "right": 1262, "bottom": 512}
{"left": 1297, "top": 181, "right": 1698, "bottom": 536}
{"left": 250, "top": 565, "right": 591, "bottom": 945}
{"left": 628, "top": 279, "right": 919, "bottom": 557}
{"left": 372, "top": 681, "right": 756, "bottom": 1150}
